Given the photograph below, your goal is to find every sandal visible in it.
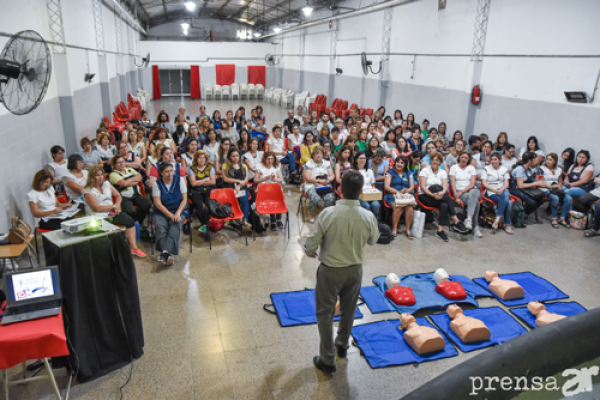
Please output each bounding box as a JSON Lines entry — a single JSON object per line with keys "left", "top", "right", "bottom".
{"left": 551, "top": 220, "right": 559, "bottom": 229}
{"left": 559, "top": 219, "right": 571, "bottom": 229}
{"left": 584, "top": 229, "right": 600, "bottom": 238}
{"left": 491, "top": 218, "right": 500, "bottom": 234}
{"left": 504, "top": 225, "right": 514, "bottom": 235}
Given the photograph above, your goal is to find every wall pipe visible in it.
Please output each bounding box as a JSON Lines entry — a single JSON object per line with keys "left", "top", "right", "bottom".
{"left": 259, "top": 0, "right": 420, "bottom": 39}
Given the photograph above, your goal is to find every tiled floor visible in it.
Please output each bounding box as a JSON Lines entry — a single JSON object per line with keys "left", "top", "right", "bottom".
{"left": 5, "top": 99, "right": 600, "bottom": 399}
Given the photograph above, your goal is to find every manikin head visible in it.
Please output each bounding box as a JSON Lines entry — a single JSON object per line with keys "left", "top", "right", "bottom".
{"left": 433, "top": 268, "right": 449, "bottom": 285}
{"left": 446, "top": 304, "right": 463, "bottom": 319}
{"left": 527, "top": 301, "right": 546, "bottom": 316}
{"left": 400, "top": 313, "right": 416, "bottom": 329}
{"left": 484, "top": 270, "right": 499, "bottom": 282}
{"left": 385, "top": 273, "right": 400, "bottom": 289}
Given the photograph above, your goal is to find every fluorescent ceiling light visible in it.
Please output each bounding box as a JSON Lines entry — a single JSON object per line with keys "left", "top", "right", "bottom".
{"left": 185, "top": 1, "right": 196, "bottom": 11}
{"left": 302, "top": 6, "right": 313, "bottom": 16}
{"left": 181, "top": 23, "right": 190, "bottom": 30}
{"left": 253, "top": 32, "right": 261, "bottom": 37}
{"left": 273, "top": 26, "right": 282, "bottom": 32}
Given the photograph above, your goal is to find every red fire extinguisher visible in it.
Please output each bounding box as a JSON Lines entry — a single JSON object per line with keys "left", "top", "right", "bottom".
{"left": 472, "top": 85, "right": 482, "bottom": 105}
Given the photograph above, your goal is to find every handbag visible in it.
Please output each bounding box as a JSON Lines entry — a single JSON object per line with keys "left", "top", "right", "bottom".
{"left": 394, "top": 193, "right": 415, "bottom": 207}
{"left": 549, "top": 187, "right": 566, "bottom": 201}
{"left": 208, "top": 199, "right": 235, "bottom": 219}
{"left": 429, "top": 184, "right": 444, "bottom": 194}
{"left": 521, "top": 187, "right": 545, "bottom": 201}
{"left": 412, "top": 210, "right": 426, "bottom": 238}
{"left": 7, "top": 217, "right": 37, "bottom": 261}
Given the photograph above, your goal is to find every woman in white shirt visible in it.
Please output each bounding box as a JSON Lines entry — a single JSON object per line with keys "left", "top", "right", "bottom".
{"left": 502, "top": 144, "right": 517, "bottom": 170}
{"left": 149, "top": 127, "right": 176, "bottom": 155}
{"left": 83, "top": 166, "right": 145, "bottom": 257}
{"left": 62, "top": 154, "right": 89, "bottom": 204}
{"left": 418, "top": 152, "right": 468, "bottom": 241}
{"left": 517, "top": 136, "right": 544, "bottom": 167}
{"left": 481, "top": 152, "right": 513, "bottom": 234}
{"left": 94, "top": 133, "right": 117, "bottom": 171}
{"left": 268, "top": 126, "right": 296, "bottom": 176}
{"left": 449, "top": 152, "right": 482, "bottom": 237}
{"left": 243, "top": 138, "right": 263, "bottom": 182}
{"left": 180, "top": 138, "right": 198, "bottom": 171}
{"left": 28, "top": 170, "right": 78, "bottom": 230}
{"left": 45, "top": 145, "right": 69, "bottom": 188}
{"left": 127, "top": 129, "right": 147, "bottom": 164}
{"left": 202, "top": 129, "right": 221, "bottom": 164}
{"left": 302, "top": 145, "right": 335, "bottom": 223}
{"left": 541, "top": 153, "right": 571, "bottom": 228}
{"left": 254, "top": 151, "right": 284, "bottom": 230}
{"left": 354, "top": 151, "right": 380, "bottom": 218}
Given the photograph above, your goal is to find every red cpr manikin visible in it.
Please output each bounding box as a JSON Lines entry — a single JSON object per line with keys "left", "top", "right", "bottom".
{"left": 384, "top": 273, "right": 416, "bottom": 306}
{"left": 433, "top": 268, "right": 467, "bottom": 300}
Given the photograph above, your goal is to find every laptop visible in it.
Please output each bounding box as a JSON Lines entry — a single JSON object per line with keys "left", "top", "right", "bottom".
{"left": 1, "top": 266, "right": 62, "bottom": 325}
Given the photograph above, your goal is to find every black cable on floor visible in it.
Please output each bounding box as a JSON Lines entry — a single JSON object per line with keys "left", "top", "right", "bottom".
{"left": 118, "top": 361, "right": 134, "bottom": 400}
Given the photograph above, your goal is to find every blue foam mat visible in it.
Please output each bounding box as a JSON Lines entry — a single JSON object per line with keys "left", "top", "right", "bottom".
{"left": 352, "top": 318, "right": 458, "bottom": 368}
{"left": 267, "top": 290, "right": 362, "bottom": 327}
{"left": 473, "top": 272, "right": 569, "bottom": 307}
{"left": 412, "top": 273, "right": 493, "bottom": 298}
{"left": 509, "top": 302, "right": 587, "bottom": 329}
{"left": 428, "top": 307, "right": 528, "bottom": 352}
{"left": 360, "top": 275, "right": 480, "bottom": 315}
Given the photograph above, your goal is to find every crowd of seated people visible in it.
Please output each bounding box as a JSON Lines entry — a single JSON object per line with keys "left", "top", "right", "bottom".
{"left": 29, "top": 104, "right": 600, "bottom": 267}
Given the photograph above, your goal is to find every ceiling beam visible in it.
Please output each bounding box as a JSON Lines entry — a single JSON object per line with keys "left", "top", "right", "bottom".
{"left": 161, "top": 0, "right": 169, "bottom": 20}
{"left": 211, "top": 0, "right": 235, "bottom": 17}
{"left": 148, "top": 9, "right": 257, "bottom": 29}
{"left": 133, "top": 0, "right": 152, "bottom": 23}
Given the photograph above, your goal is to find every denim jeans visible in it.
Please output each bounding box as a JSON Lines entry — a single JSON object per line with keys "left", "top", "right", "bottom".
{"left": 359, "top": 199, "right": 380, "bottom": 219}
{"left": 548, "top": 193, "right": 572, "bottom": 219}
{"left": 237, "top": 189, "right": 249, "bottom": 220}
{"left": 279, "top": 153, "right": 296, "bottom": 172}
{"left": 562, "top": 186, "right": 590, "bottom": 197}
{"left": 487, "top": 190, "right": 512, "bottom": 225}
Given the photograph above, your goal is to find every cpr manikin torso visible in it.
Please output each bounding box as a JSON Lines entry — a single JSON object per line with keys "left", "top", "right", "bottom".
{"left": 434, "top": 268, "right": 467, "bottom": 300}
{"left": 447, "top": 304, "right": 491, "bottom": 343}
{"left": 484, "top": 270, "right": 524, "bottom": 300}
{"left": 528, "top": 301, "right": 566, "bottom": 327}
{"left": 399, "top": 314, "right": 445, "bottom": 355}
{"left": 384, "top": 273, "right": 416, "bottom": 306}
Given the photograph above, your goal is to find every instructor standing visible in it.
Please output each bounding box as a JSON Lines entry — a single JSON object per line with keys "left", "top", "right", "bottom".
{"left": 305, "top": 170, "right": 379, "bottom": 375}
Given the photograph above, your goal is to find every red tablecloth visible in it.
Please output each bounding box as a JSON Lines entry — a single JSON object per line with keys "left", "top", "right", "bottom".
{"left": 0, "top": 310, "right": 69, "bottom": 369}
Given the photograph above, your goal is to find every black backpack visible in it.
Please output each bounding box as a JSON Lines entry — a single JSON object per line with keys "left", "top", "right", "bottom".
{"left": 249, "top": 209, "right": 266, "bottom": 233}
{"left": 208, "top": 199, "right": 234, "bottom": 219}
{"left": 377, "top": 223, "right": 393, "bottom": 244}
{"left": 511, "top": 202, "right": 527, "bottom": 228}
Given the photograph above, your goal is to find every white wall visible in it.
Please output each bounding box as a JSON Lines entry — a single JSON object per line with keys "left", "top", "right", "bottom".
{"left": 139, "top": 40, "right": 275, "bottom": 69}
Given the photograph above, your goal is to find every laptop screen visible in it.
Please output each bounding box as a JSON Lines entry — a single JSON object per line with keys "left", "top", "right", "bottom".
{"left": 5, "top": 268, "right": 61, "bottom": 303}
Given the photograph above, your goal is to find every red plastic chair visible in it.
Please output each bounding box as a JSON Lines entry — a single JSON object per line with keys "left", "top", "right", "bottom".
{"left": 254, "top": 183, "right": 289, "bottom": 240}
{"left": 415, "top": 183, "right": 438, "bottom": 212}
{"left": 315, "top": 96, "right": 327, "bottom": 115}
{"left": 480, "top": 184, "right": 518, "bottom": 205}
{"left": 365, "top": 108, "right": 373, "bottom": 116}
{"left": 309, "top": 94, "right": 324, "bottom": 113}
{"left": 209, "top": 188, "right": 248, "bottom": 250}
{"left": 325, "top": 98, "right": 340, "bottom": 115}
{"left": 113, "top": 111, "right": 128, "bottom": 124}
{"left": 360, "top": 108, "right": 366, "bottom": 118}
{"left": 342, "top": 103, "right": 357, "bottom": 119}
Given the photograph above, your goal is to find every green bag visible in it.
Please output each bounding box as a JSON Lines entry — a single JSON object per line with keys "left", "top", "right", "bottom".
{"left": 511, "top": 202, "right": 527, "bottom": 228}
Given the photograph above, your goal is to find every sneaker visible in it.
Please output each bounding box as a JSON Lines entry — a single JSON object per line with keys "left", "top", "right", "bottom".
{"left": 453, "top": 222, "right": 469, "bottom": 234}
{"left": 473, "top": 227, "right": 483, "bottom": 238}
{"left": 131, "top": 248, "right": 146, "bottom": 258}
{"left": 158, "top": 252, "right": 168, "bottom": 265}
{"left": 198, "top": 225, "right": 207, "bottom": 233}
{"left": 167, "top": 254, "right": 175, "bottom": 266}
{"left": 270, "top": 223, "right": 277, "bottom": 231}
{"left": 464, "top": 218, "right": 473, "bottom": 231}
{"left": 277, "top": 221, "right": 284, "bottom": 230}
{"left": 436, "top": 231, "right": 449, "bottom": 242}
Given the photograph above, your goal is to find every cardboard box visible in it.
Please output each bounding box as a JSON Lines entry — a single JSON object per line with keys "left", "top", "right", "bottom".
{"left": 360, "top": 188, "right": 382, "bottom": 202}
